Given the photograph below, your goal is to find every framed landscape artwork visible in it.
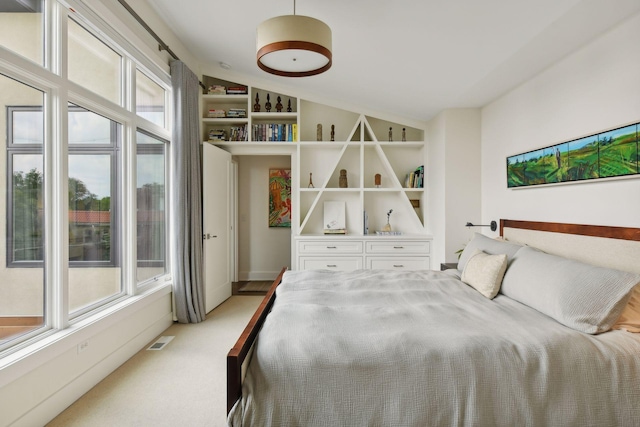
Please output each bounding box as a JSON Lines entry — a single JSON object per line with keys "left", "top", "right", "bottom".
{"left": 507, "top": 122, "right": 639, "bottom": 188}
{"left": 268, "top": 169, "right": 291, "bottom": 227}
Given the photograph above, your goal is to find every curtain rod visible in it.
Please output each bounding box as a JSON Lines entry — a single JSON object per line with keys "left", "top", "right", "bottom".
{"left": 116, "top": 0, "right": 206, "bottom": 90}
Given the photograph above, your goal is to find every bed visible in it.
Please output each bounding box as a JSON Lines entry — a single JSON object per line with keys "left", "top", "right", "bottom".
{"left": 226, "top": 219, "right": 640, "bottom": 426}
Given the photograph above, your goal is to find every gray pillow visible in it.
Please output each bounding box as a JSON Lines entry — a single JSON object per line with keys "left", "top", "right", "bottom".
{"left": 457, "top": 233, "right": 522, "bottom": 271}
{"left": 501, "top": 246, "right": 640, "bottom": 334}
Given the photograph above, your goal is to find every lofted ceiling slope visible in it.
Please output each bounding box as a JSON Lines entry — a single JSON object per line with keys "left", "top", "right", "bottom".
{"left": 147, "top": 0, "right": 640, "bottom": 122}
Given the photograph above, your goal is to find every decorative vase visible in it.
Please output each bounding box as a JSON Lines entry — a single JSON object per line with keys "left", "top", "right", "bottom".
{"left": 339, "top": 169, "right": 348, "bottom": 188}
{"left": 382, "top": 209, "right": 393, "bottom": 232}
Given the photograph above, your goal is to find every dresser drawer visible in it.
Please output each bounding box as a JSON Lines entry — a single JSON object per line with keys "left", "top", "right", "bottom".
{"left": 298, "top": 240, "right": 364, "bottom": 254}
{"left": 365, "top": 240, "right": 430, "bottom": 255}
{"left": 299, "top": 257, "right": 363, "bottom": 271}
{"left": 366, "top": 257, "right": 430, "bottom": 270}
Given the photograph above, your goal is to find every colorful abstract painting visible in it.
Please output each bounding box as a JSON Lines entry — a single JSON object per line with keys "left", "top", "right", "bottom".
{"left": 507, "top": 123, "right": 638, "bottom": 188}
{"left": 268, "top": 169, "right": 291, "bottom": 227}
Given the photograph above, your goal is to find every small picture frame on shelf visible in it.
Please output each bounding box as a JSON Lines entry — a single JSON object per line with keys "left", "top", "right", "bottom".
{"left": 323, "top": 201, "right": 346, "bottom": 234}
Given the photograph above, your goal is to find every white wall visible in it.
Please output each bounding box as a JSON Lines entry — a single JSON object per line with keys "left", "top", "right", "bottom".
{"left": 237, "top": 156, "right": 292, "bottom": 280}
{"left": 427, "top": 109, "right": 482, "bottom": 266}
{"left": 481, "top": 12, "right": 640, "bottom": 231}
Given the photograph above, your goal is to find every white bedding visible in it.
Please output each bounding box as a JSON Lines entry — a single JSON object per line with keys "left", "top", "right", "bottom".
{"left": 228, "top": 269, "right": 640, "bottom": 427}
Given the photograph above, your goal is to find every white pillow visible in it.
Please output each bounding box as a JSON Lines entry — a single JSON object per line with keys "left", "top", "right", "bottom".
{"left": 501, "top": 246, "right": 640, "bottom": 334}
{"left": 457, "top": 233, "right": 522, "bottom": 272}
{"left": 461, "top": 250, "right": 508, "bottom": 299}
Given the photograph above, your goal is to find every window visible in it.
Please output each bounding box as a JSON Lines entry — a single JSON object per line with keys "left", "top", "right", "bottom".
{"left": 6, "top": 104, "right": 123, "bottom": 315}
{"left": 0, "top": 2, "right": 172, "bottom": 353}
{"left": 67, "top": 104, "right": 120, "bottom": 268}
{"left": 67, "top": 105, "right": 123, "bottom": 313}
{"left": 7, "top": 106, "right": 45, "bottom": 267}
{"left": 1, "top": 76, "right": 46, "bottom": 344}
{"left": 136, "top": 131, "right": 167, "bottom": 283}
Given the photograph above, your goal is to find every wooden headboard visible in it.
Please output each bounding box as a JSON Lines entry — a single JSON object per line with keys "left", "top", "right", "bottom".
{"left": 500, "top": 219, "right": 640, "bottom": 275}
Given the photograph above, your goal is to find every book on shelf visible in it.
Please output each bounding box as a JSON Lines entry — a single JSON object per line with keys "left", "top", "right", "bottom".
{"left": 207, "top": 85, "right": 226, "bottom": 95}
{"left": 226, "top": 86, "right": 248, "bottom": 95}
{"left": 405, "top": 165, "right": 424, "bottom": 188}
{"left": 251, "top": 123, "right": 297, "bottom": 142}
{"left": 226, "top": 108, "right": 247, "bottom": 118}
{"left": 375, "top": 231, "right": 403, "bottom": 236}
{"left": 208, "top": 129, "right": 226, "bottom": 141}
{"left": 323, "top": 229, "right": 346, "bottom": 235}
{"left": 228, "top": 125, "right": 248, "bottom": 141}
{"left": 363, "top": 210, "right": 369, "bottom": 235}
{"left": 208, "top": 109, "right": 225, "bottom": 118}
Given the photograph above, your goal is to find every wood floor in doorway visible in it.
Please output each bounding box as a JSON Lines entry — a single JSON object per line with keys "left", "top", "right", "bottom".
{"left": 232, "top": 280, "right": 273, "bottom": 296}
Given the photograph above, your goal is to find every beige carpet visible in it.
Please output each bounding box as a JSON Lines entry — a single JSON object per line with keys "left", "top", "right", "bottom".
{"left": 47, "top": 295, "right": 263, "bottom": 427}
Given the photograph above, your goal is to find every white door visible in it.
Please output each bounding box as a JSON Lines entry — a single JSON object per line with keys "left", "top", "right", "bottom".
{"left": 203, "top": 143, "right": 232, "bottom": 312}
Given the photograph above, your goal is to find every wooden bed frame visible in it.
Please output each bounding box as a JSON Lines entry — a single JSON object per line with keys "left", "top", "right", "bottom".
{"left": 227, "top": 267, "right": 287, "bottom": 413}
{"left": 227, "top": 219, "right": 640, "bottom": 413}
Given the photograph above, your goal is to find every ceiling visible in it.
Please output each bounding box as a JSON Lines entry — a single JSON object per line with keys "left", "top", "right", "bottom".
{"left": 147, "top": 0, "right": 640, "bottom": 123}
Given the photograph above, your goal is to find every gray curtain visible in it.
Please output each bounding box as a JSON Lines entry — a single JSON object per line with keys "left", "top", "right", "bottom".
{"left": 170, "top": 60, "right": 206, "bottom": 323}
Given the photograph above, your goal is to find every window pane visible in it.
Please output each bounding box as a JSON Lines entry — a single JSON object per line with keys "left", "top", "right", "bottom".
{"left": 2, "top": 74, "right": 45, "bottom": 345}
{"left": 69, "top": 106, "right": 113, "bottom": 145}
{"left": 12, "top": 154, "right": 44, "bottom": 262}
{"left": 0, "top": 0, "right": 44, "bottom": 66}
{"left": 12, "top": 109, "right": 44, "bottom": 144}
{"left": 68, "top": 154, "right": 111, "bottom": 262}
{"left": 136, "top": 131, "right": 166, "bottom": 283}
{"left": 68, "top": 108, "right": 122, "bottom": 314}
{"left": 68, "top": 19, "right": 121, "bottom": 105}
{"left": 136, "top": 70, "right": 165, "bottom": 127}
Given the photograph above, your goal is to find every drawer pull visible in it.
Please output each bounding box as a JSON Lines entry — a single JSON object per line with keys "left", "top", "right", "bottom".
{"left": 327, "top": 264, "right": 337, "bottom": 267}
{"left": 393, "top": 264, "right": 404, "bottom": 268}
{"left": 326, "top": 246, "right": 337, "bottom": 249}
{"left": 393, "top": 246, "right": 404, "bottom": 249}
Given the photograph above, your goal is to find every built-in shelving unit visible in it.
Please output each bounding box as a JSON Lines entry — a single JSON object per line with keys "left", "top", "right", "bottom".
{"left": 201, "top": 74, "right": 431, "bottom": 270}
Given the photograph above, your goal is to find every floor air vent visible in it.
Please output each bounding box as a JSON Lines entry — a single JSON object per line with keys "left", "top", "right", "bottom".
{"left": 147, "top": 335, "right": 175, "bottom": 351}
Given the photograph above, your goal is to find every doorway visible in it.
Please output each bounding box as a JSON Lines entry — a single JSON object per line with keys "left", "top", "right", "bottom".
{"left": 235, "top": 155, "right": 291, "bottom": 283}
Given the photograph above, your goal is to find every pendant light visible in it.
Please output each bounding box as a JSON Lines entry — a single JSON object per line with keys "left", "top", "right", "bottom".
{"left": 256, "top": 0, "right": 332, "bottom": 77}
